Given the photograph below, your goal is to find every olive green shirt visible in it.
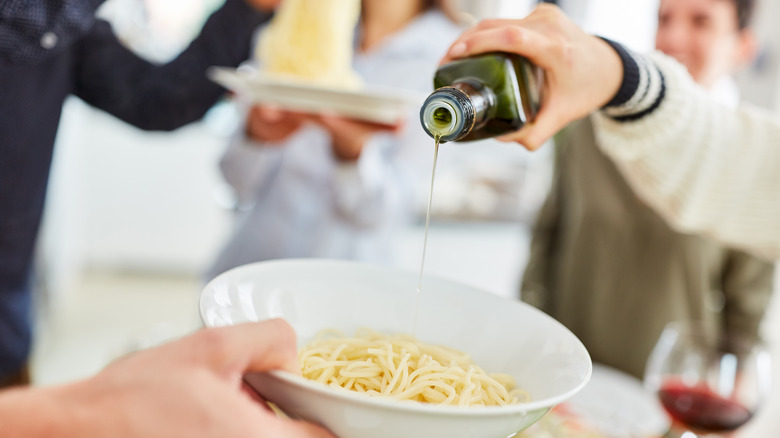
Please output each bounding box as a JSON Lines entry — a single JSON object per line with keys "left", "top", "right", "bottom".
{"left": 521, "top": 117, "right": 775, "bottom": 378}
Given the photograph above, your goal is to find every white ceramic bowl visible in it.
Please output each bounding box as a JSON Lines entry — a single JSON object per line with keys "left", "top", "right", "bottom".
{"left": 200, "top": 259, "right": 591, "bottom": 438}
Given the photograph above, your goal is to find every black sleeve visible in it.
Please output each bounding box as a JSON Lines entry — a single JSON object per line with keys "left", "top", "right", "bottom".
{"left": 0, "top": 0, "right": 104, "bottom": 65}
{"left": 73, "top": 0, "right": 271, "bottom": 131}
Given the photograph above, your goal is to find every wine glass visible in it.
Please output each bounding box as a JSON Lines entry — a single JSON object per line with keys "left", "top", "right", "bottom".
{"left": 644, "top": 321, "right": 772, "bottom": 437}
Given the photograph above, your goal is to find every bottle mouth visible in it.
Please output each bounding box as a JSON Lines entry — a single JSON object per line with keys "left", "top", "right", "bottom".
{"left": 422, "top": 101, "right": 458, "bottom": 137}
{"left": 420, "top": 90, "right": 471, "bottom": 142}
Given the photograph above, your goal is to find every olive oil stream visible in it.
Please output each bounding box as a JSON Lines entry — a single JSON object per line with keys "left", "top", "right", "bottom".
{"left": 413, "top": 135, "right": 440, "bottom": 335}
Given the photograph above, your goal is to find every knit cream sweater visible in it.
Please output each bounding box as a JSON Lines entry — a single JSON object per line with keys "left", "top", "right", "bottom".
{"left": 593, "top": 51, "right": 780, "bottom": 261}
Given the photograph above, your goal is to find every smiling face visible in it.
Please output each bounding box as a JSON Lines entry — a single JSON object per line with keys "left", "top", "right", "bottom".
{"left": 655, "top": 0, "right": 756, "bottom": 87}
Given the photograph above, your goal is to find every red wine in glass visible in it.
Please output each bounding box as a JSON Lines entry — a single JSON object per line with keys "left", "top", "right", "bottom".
{"left": 658, "top": 380, "right": 753, "bottom": 433}
{"left": 646, "top": 322, "right": 771, "bottom": 438}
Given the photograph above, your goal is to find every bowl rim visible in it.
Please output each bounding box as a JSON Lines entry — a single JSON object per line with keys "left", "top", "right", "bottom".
{"left": 202, "top": 258, "right": 593, "bottom": 415}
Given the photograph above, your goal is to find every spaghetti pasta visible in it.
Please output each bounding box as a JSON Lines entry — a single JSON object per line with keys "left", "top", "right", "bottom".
{"left": 299, "top": 329, "right": 530, "bottom": 407}
{"left": 257, "top": 0, "right": 362, "bottom": 89}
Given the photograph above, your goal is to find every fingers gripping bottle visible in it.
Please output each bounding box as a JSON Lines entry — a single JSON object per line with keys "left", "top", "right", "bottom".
{"left": 420, "top": 53, "right": 543, "bottom": 142}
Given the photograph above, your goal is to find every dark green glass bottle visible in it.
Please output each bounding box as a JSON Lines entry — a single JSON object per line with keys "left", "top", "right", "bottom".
{"left": 420, "top": 52, "right": 543, "bottom": 142}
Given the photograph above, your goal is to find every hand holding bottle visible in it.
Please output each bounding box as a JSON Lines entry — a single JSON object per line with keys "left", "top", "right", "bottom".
{"left": 439, "top": 4, "right": 623, "bottom": 150}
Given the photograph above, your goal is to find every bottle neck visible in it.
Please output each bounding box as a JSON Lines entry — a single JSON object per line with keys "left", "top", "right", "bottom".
{"left": 420, "top": 81, "right": 494, "bottom": 142}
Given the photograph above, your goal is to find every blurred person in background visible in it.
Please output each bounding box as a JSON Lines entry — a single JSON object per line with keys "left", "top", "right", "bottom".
{"left": 206, "top": 0, "right": 463, "bottom": 279}
{"left": 520, "top": 0, "right": 773, "bottom": 378}
{"left": 0, "top": 0, "right": 280, "bottom": 389}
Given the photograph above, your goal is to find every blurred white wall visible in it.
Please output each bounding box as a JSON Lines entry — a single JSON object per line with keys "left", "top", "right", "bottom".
{"left": 560, "top": 0, "right": 658, "bottom": 52}
{"left": 39, "top": 99, "right": 237, "bottom": 299}
{"left": 460, "top": 0, "right": 659, "bottom": 52}
{"left": 734, "top": 0, "right": 780, "bottom": 110}
{"left": 454, "top": 0, "right": 536, "bottom": 20}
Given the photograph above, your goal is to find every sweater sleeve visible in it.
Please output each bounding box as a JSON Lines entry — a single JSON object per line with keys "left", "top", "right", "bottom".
{"left": 592, "top": 49, "right": 780, "bottom": 261}
{"left": 73, "top": 0, "right": 271, "bottom": 131}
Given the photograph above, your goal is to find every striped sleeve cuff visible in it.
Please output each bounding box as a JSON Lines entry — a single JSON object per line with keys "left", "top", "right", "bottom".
{"left": 599, "top": 38, "right": 666, "bottom": 122}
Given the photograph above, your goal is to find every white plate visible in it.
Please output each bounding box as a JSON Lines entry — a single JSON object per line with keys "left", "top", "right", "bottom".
{"left": 207, "top": 66, "right": 426, "bottom": 125}
{"left": 565, "top": 364, "right": 670, "bottom": 437}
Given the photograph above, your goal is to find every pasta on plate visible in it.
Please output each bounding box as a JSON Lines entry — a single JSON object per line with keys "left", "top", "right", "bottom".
{"left": 299, "top": 329, "right": 530, "bottom": 407}
{"left": 257, "top": 0, "right": 362, "bottom": 89}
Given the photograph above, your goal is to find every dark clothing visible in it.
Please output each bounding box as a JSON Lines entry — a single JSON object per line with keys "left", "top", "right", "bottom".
{"left": 521, "top": 117, "right": 775, "bottom": 378}
{"left": 0, "top": 0, "right": 271, "bottom": 379}
{"left": 0, "top": 362, "right": 28, "bottom": 389}
{"left": 0, "top": 0, "right": 105, "bottom": 65}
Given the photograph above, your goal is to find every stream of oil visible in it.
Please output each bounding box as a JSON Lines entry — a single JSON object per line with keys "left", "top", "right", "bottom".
{"left": 413, "top": 135, "right": 440, "bottom": 336}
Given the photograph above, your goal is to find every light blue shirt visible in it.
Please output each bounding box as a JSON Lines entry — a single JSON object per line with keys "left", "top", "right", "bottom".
{"left": 208, "top": 11, "right": 463, "bottom": 279}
